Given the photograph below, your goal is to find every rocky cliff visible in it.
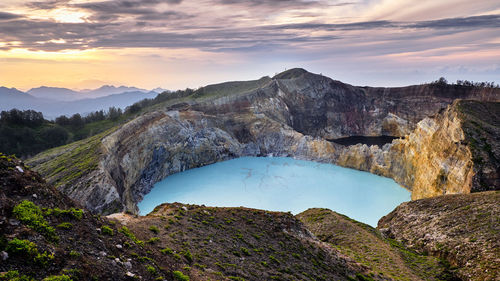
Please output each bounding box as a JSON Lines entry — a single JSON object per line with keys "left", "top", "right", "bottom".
{"left": 336, "top": 99, "right": 499, "bottom": 199}
{"left": 378, "top": 191, "right": 500, "bottom": 281}
{"left": 27, "top": 69, "right": 500, "bottom": 214}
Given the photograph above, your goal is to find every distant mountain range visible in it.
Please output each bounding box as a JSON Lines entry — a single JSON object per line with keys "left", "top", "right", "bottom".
{"left": 0, "top": 85, "right": 167, "bottom": 118}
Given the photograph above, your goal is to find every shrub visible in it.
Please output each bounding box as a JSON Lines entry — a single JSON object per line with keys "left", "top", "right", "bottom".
{"left": 146, "top": 265, "right": 157, "bottom": 275}
{"left": 45, "top": 208, "right": 83, "bottom": 220}
{"left": 172, "top": 271, "right": 189, "bottom": 281}
{"left": 6, "top": 239, "right": 38, "bottom": 256}
{"left": 240, "top": 247, "right": 250, "bottom": 256}
{"left": 183, "top": 250, "right": 193, "bottom": 263}
{"left": 160, "top": 248, "right": 173, "bottom": 255}
{"left": 101, "top": 225, "right": 114, "bottom": 236}
{"left": 6, "top": 239, "right": 54, "bottom": 266}
{"left": 69, "top": 250, "right": 81, "bottom": 258}
{"left": 42, "top": 275, "right": 72, "bottom": 281}
{"left": 119, "top": 226, "right": 143, "bottom": 246}
{"left": 149, "top": 226, "right": 159, "bottom": 234}
{"left": 147, "top": 237, "right": 160, "bottom": 244}
{"left": 13, "top": 201, "right": 57, "bottom": 241}
{"left": 0, "top": 270, "right": 34, "bottom": 281}
{"left": 56, "top": 222, "right": 73, "bottom": 230}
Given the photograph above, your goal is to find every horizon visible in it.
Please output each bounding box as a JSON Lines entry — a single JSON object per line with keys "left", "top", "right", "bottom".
{"left": 0, "top": 0, "right": 499, "bottom": 90}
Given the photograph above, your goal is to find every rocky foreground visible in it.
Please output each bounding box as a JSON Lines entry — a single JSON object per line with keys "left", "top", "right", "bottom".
{"left": 27, "top": 69, "right": 499, "bottom": 214}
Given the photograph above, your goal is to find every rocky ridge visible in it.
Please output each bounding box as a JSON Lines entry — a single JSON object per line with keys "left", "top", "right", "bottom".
{"left": 378, "top": 191, "right": 500, "bottom": 281}
{"left": 27, "top": 69, "right": 500, "bottom": 214}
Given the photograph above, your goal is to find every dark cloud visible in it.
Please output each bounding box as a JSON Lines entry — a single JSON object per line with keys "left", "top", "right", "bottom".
{"left": 273, "top": 20, "right": 394, "bottom": 31}
{"left": 410, "top": 14, "right": 500, "bottom": 29}
{"left": 214, "top": 0, "right": 322, "bottom": 9}
{"left": 26, "top": 0, "right": 70, "bottom": 10}
{"left": 136, "top": 10, "right": 193, "bottom": 21}
{"left": 76, "top": 0, "right": 182, "bottom": 15}
{"left": 0, "top": 12, "right": 23, "bottom": 20}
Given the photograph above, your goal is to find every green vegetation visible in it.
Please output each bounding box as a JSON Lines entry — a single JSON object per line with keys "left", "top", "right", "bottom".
{"left": 41, "top": 275, "right": 72, "bottom": 281}
{"left": 56, "top": 222, "right": 73, "bottom": 230}
{"left": 146, "top": 265, "right": 157, "bottom": 275}
{"left": 149, "top": 225, "right": 160, "bottom": 234}
{"left": 101, "top": 225, "right": 114, "bottom": 236}
{"left": 6, "top": 238, "right": 54, "bottom": 266}
{"left": 172, "top": 271, "right": 189, "bottom": 281}
{"left": 13, "top": 200, "right": 57, "bottom": 241}
{"left": 0, "top": 271, "right": 34, "bottom": 281}
{"left": 147, "top": 237, "right": 160, "bottom": 244}
{"left": 0, "top": 108, "right": 124, "bottom": 158}
{"left": 44, "top": 207, "right": 83, "bottom": 220}
{"left": 119, "top": 226, "right": 144, "bottom": 246}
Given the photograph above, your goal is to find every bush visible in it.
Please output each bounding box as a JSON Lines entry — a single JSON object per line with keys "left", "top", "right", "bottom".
{"left": 42, "top": 275, "right": 72, "bottom": 281}
{"left": 0, "top": 270, "right": 34, "bottom": 281}
{"left": 149, "top": 226, "right": 159, "bottom": 234}
{"left": 101, "top": 225, "right": 114, "bottom": 236}
{"left": 56, "top": 222, "right": 73, "bottom": 230}
{"left": 146, "top": 265, "right": 157, "bottom": 275}
{"left": 6, "top": 239, "right": 38, "bottom": 256}
{"left": 45, "top": 207, "right": 83, "bottom": 220}
{"left": 160, "top": 248, "right": 173, "bottom": 255}
{"left": 147, "top": 237, "right": 160, "bottom": 244}
{"left": 6, "top": 239, "right": 54, "bottom": 266}
{"left": 172, "top": 271, "right": 189, "bottom": 281}
{"left": 183, "top": 250, "right": 193, "bottom": 263}
{"left": 119, "top": 226, "right": 144, "bottom": 246}
{"left": 13, "top": 201, "right": 57, "bottom": 241}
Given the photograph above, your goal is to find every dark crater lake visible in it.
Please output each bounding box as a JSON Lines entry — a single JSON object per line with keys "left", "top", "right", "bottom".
{"left": 329, "top": 136, "right": 399, "bottom": 147}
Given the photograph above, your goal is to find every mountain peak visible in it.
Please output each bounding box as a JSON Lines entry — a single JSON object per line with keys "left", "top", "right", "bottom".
{"left": 273, "top": 68, "right": 309, "bottom": 80}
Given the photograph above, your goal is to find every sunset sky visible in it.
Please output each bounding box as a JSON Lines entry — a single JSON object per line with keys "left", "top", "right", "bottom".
{"left": 0, "top": 0, "right": 499, "bottom": 90}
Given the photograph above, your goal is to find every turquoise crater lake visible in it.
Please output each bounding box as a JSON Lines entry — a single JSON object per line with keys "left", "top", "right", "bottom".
{"left": 138, "top": 157, "right": 410, "bottom": 227}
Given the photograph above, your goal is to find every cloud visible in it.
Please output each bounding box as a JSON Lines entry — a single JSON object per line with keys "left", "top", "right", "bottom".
{"left": 0, "top": 12, "right": 23, "bottom": 20}
{"left": 26, "top": 0, "right": 69, "bottom": 10}
{"left": 411, "top": 14, "right": 500, "bottom": 29}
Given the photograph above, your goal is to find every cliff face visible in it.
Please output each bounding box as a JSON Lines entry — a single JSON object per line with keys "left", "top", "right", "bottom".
{"left": 378, "top": 191, "right": 500, "bottom": 281}
{"left": 28, "top": 69, "right": 500, "bottom": 214}
{"left": 337, "top": 100, "right": 498, "bottom": 200}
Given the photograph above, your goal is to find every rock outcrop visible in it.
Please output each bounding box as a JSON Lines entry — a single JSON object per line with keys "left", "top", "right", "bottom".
{"left": 28, "top": 69, "right": 500, "bottom": 214}
{"left": 337, "top": 100, "right": 498, "bottom": 200}
{"left": 378, "top": 191, "right": 500, "bottom": 281}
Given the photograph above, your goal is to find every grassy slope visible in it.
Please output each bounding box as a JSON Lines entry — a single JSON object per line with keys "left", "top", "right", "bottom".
{"left": 297, "top": 209, "right": 456, "bottom": 281}
{"left": 112, "top": 203, "right": 370, "bottom": 281}
{"left": 27, "top": 129, "right": 114, "bottom": 189}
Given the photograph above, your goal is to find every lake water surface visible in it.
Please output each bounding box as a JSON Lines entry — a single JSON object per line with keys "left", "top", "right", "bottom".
{"left": 138, "top": 157, "right": 410, "bottom": 227}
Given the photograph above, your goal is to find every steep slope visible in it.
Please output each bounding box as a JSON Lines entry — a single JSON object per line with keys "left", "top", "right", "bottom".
{"left": 297, "top": 209, "right": 456, "bottom": 281}
{"left": 0, "top": 153, "right": 161, "bottom": 280}
{"left": 1, "top": 153, "right": 377, "bottom": 281}
{"left": 27, "top": 69, "right": 500, "bottom": 214}
{"left": 109, "top": 203, "right": 373, "bottom": 281}
{"left": 378, "top": 191, "right": 500, "bottom": 281}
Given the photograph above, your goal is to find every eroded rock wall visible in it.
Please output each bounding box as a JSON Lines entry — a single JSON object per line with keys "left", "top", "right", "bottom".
{"left": 28, "top": 69, "right": 500, "bottom": 214}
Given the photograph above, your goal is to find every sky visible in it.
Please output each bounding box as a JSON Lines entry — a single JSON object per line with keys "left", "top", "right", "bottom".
{"left": 0, "top": 0, "right": 499, "bottom": 91}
